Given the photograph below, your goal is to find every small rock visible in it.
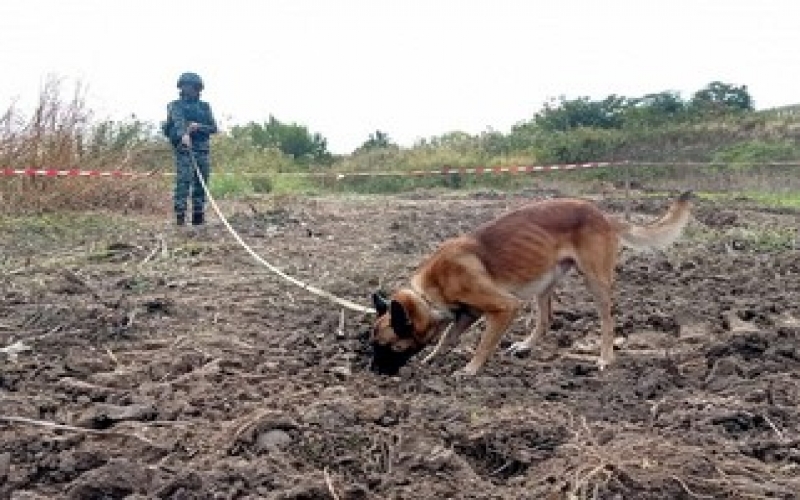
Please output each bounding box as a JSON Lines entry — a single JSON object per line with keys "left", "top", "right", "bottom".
{"left": 357, "top": 398, "right": 387, "bottom": 423}
{"left": 261, "top": 361, "right": 280, "bottom": 371}
{"left": 256, "top": 429, "right": 293, "bottom": 452}
{"left": 66, "top": 458, "right": 151, "bottom": 499}
{"left": 229, "top": 411, "right": 298, "bottom": 455}
{"left": 330, "top": 366, "right": 351, "bottom": 379}
{"left": 425, "top": 446, "right": 455, "bottom": 471}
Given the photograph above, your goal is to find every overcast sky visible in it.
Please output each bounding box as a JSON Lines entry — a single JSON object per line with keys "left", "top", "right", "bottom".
{"left": 0, "top": 0, "right": 797, "bottom": 153}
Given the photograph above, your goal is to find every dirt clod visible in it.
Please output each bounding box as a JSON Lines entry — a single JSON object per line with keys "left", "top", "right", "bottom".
{"left": 65, "top": 458, "right": 151, "bottom": 499}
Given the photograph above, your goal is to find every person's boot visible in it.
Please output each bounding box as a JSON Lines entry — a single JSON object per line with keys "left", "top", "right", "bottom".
{"left": 191, "top": 211, "right": 204, "bottom": 226}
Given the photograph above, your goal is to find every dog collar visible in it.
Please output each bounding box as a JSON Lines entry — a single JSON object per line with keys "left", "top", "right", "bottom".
{"left": 408, "top": 284, "right": 455, "bottom": 322}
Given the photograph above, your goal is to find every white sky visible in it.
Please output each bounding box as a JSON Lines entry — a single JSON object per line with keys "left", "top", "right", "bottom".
{"left": 0, "top": 0, "right": 797, "bottom": 153}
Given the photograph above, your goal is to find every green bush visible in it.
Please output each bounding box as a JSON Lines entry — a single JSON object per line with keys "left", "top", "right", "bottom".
{"left": 250, "top": 175, "right": 274, "bottom": 194}
{"left": 230, "top": 116, "right": 333, "bottom": 166}
{"left": 210, "top": 173, "right": 252, "bottom": 199}
{"left": 270, "top": 175, "right": 320, "bottom": 195}
{"left": 211, "top": 134, "right": 292, "bottom": 174}
{"left": 712, "top": 140, "right": 800, "bottom": 164}
{"left": 532, "top": 127, "right": 626, "bottom": 163}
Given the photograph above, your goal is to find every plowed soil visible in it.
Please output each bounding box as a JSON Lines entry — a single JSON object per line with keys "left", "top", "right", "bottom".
{"left": 2, "top": 190, "right": 799, "bottom": 499}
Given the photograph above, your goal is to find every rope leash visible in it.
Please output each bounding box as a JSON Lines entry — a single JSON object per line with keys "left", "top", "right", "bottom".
{"left": 186, "top": 149, "right": 376, "bottom": 315}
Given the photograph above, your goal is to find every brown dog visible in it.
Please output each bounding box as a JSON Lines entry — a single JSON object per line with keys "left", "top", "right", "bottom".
{"left": 369, "top": 192, "right": 693, "bottom": 376}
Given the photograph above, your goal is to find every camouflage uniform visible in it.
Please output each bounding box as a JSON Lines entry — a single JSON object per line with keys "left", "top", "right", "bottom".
{"left": 166, "top": 72, "right": 218, "bottom": 225}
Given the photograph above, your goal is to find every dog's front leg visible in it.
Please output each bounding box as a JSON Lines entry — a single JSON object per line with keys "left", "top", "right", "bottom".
{"left": 422, "top": 313, "right": 480, "bottom": 365}
{"left": 460, "top": 302, "right": 519, "bottom": 376}
{"left": 421, "top": 323, "right": 455, "bottom": 365}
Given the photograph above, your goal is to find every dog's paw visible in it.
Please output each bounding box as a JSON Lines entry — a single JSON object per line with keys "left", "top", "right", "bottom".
{"left": 597, "top": 353, "right": 615, "bottom": 371}
{"left": 452, "top": 365, "right": 479, "bottom": 379}
{"left": 506, "top": 340, "right": 532, "bottom": 357}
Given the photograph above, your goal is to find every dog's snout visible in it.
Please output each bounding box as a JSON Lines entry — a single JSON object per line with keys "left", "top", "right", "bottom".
{"left": 369, "top": 360, "right": 399, "bottom": 376}
{"left": 369, "top": 343, "right": 411, "bottom": 376}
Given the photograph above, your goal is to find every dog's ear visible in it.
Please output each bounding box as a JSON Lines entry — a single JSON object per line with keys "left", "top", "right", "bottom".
{"left": 372, "top": 291, "right": 389, "bottom": 316}
{"left": 390, "top": 300, "right": 414, "bottom": 338}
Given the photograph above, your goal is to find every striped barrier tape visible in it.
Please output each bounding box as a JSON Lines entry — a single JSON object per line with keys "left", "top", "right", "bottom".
{"left": 284, "top": 161, "right": 620, "bottom": 178}
{"left": 4, "top": 160, "right": 800, "bottom": 179}
{"left": 1, "top": 168, "right": 150, "bottom": 178}
{"left": 1, "top": 161, "right": 621, "bottom": 179}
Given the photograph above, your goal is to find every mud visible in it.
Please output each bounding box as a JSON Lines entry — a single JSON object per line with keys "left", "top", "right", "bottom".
{"left": 1, "top": 191, "right": 799, "bottom": 499}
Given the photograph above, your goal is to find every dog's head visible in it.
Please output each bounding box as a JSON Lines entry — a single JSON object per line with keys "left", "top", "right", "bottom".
{"left": 368, "top": 289, "right": 448, "bottom": 376}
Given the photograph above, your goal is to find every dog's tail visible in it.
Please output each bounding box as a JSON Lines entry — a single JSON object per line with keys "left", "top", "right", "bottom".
{"left": 613, "top": 191, "right": 693, "bottom": 251}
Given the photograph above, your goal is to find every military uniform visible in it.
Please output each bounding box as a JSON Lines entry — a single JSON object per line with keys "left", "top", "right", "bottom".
{"left": 165, "top": 72, "right": 218, "bottom": 225}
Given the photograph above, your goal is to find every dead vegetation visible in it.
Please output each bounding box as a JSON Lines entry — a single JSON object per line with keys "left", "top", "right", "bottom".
{"left": 0, "top": 76, "right": 169, "bottom": 215}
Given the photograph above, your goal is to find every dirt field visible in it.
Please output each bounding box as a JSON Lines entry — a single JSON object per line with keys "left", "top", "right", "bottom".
{"left": 1, "top": 189, "right": 799, "bottom": 499}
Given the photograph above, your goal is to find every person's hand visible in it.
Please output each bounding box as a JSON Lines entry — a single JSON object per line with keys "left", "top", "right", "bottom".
{"left": 188, "top": 122, "right": 200, "bottom": 132}
{"left": 181, "top": 134, "right": 192, "bottom": 147}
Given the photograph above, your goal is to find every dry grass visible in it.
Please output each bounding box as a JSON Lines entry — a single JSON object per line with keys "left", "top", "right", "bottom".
{"left": 0, "top": 176, "right": 169, "bottom": 215}
{"left": 0, "top": 76, "right": 168, "bottom": 215}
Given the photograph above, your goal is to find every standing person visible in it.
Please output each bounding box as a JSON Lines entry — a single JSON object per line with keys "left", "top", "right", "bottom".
{"left": 163, "top": 72, "right": 218, "bottom": 226}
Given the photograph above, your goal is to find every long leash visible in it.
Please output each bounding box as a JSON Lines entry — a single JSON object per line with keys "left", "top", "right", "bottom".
{"left": 186, "top": 148, "right": 376, "bottom": 315}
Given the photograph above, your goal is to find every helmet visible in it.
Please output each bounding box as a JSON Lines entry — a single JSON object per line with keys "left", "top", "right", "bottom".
{"left": 176, "top": 72, "right": 204, "bottom": 91}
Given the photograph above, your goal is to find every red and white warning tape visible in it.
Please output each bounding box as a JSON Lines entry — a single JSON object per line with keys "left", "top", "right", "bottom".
{"left": 284, "top": 161, "right": 621, "bottom": 178}
{"left": 0, "top": 161, "right": 621, "bottom": 179}
{"left": 3, "top": 161, "right": 800, "bottom": 179}
{"left": 0, "top": 168, "right": 149, "bottom": 178}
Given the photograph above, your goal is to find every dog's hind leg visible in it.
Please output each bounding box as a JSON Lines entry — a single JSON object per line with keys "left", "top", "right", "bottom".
{"left": 575, "top": 235, "right": 619, "bottom": 370}
{"left": 586, "top": 276, "right": 615, "bottom": 370}
{"left": 507, "top": 258, "right": 572, "bottom": 357}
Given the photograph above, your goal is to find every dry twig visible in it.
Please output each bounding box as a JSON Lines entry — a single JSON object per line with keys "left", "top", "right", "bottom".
{"left": 0, "top": 415, "right": 164, "bottom": 449}
{"left": 140, "top": 235, "right": 162, "bottom": 266}
{"left": 335, "top": 309, "right": 346, "bottom": 338}
{"left": 323, "top": 467, "right": 341, "bottom": 500}
{"left": 758, "top": 413, "right": 787, "bottom": 443}
{"left": 105, "top": 346, "right": 119, "bottom": 366}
